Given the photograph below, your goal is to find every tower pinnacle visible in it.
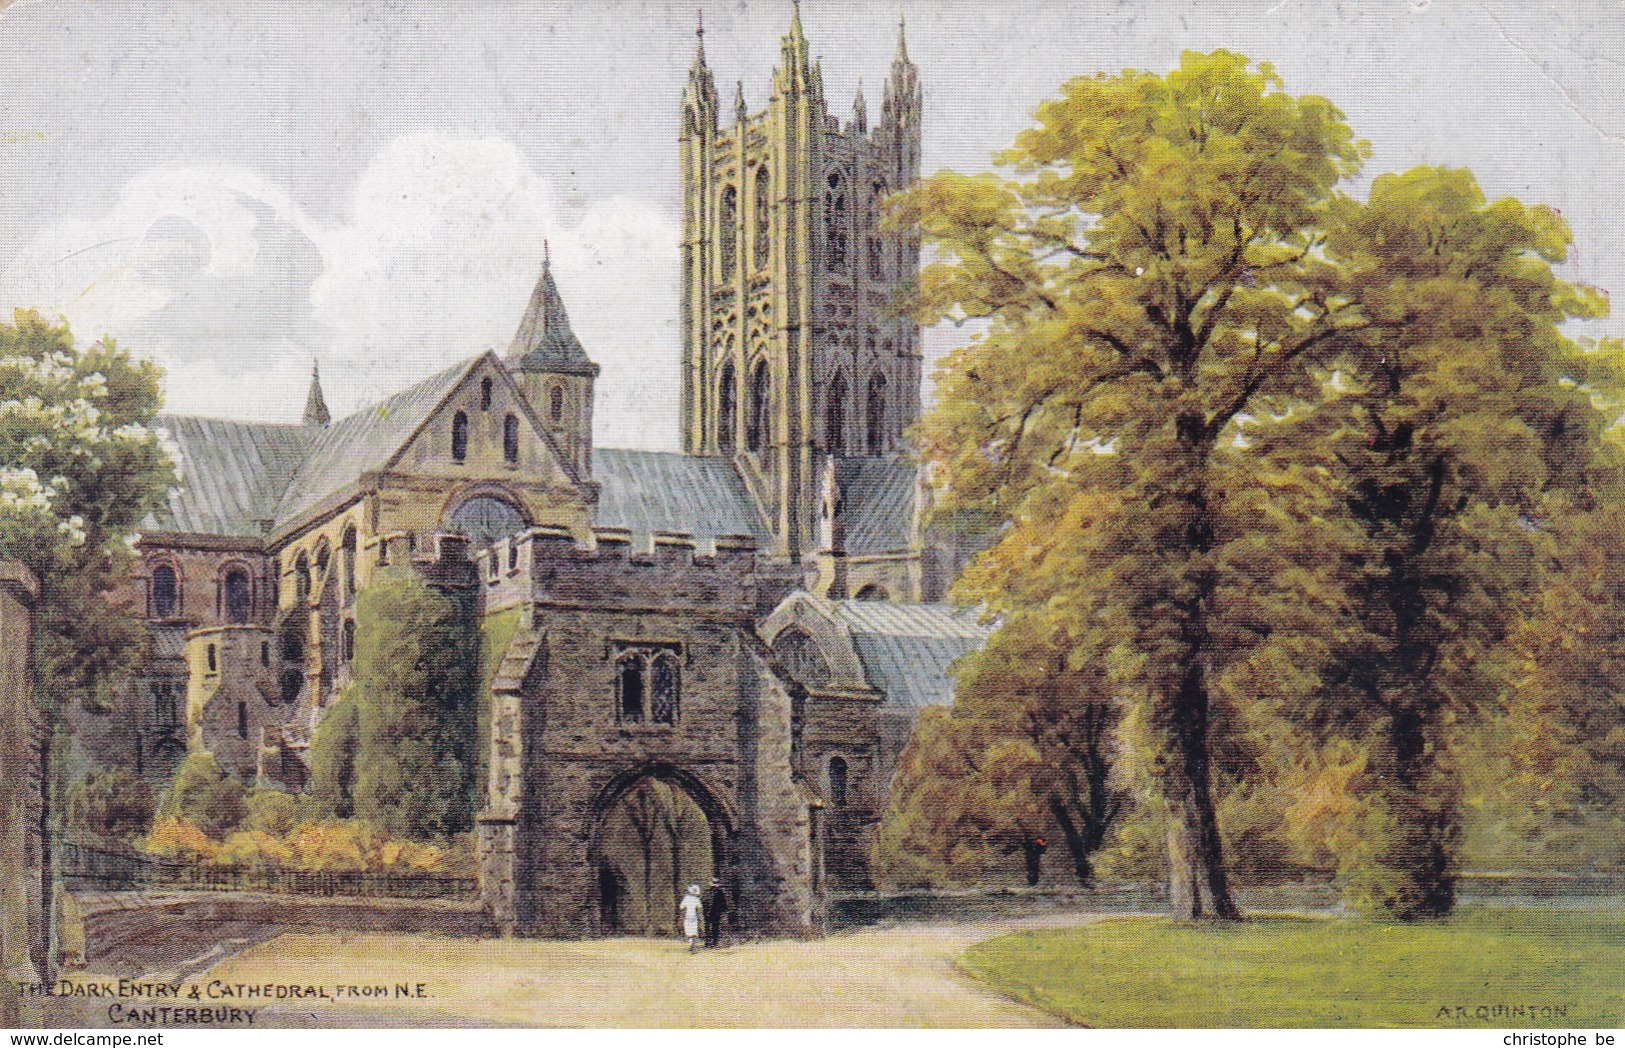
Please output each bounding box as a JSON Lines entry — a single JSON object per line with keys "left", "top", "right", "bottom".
{"left": 303, "top": 360, "right": 330, "bottom": 427}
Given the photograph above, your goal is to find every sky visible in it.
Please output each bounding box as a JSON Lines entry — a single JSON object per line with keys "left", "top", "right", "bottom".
{"left": 0, "top": 0, "right": 1621, "bottom": 450}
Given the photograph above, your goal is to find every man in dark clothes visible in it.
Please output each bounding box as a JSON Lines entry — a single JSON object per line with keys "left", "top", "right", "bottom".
{"left": 702, "top": 876, "right": 730, "bottom": 947}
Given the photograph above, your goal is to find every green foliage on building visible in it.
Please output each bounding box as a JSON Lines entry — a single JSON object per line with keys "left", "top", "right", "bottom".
{"left": 348, "top": 572, "right": 480, "bottom": 841}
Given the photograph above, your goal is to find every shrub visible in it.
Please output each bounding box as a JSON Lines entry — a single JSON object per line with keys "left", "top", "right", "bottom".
{"left": 242, "top": 790, "right": 301, "bottom": 837}
{"left": 213, "top": 830, "right": 295, "bottom": 871}
{"left": 158, "top": 751, "right": 247, "bottom": 837}
{"left": 143, "top": 817, "right": 219, "bottom": 863}
{"left": 67, "top": 766, "right": 156, "bottom": 839}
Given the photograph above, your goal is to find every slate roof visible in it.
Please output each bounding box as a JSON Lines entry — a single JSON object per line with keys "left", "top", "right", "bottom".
{"left": 507, "top": 257, "right": 597, "bottom": 376}
{"left": 831, "top": 601, "right": 992, "bottom": 709}
{"left": 274, "top": 358, "right": 476, "bottom": 525}
{"left": 593, "top": 448, "right": 769, "bottom": 543}
{"left": 834, "top": 457, "right": 919, "bottom": 555}
{"left": 147, "top": 415, "right": 321, "bottom": 537}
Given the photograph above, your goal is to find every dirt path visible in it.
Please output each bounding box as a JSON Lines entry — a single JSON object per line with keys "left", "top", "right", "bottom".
{"left": 182, "top": 917, "right": 1092, "bottom": 1027}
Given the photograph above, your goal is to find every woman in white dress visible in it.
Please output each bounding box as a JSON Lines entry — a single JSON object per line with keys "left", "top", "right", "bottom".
{"left": 679, "top": 884, "right": 703, "bottom": 952}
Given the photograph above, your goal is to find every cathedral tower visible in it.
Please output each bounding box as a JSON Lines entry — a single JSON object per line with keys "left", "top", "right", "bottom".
{"left": 680, "top": 8, "right": 922, "bottom": 562}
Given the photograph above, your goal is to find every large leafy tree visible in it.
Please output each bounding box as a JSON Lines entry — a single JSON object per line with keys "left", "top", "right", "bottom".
{"left": 0, "top": 309, "right": 175, "bottom": 712}
{"left": 1249, "top": 168, "right": 1620, "bottom": 917}
{"left": 902, "top": 51, "right": 1367, "bottom": 918}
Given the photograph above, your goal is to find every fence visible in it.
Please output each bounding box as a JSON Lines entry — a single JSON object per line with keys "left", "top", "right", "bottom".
{"left": 55, "top": 833, "right": 476, "bottom": 900}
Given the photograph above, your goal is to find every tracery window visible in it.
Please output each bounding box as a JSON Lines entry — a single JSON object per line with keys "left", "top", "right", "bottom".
{"left": 614, "top": 644, "right": 682, "bottom": 726}
{"left": 772, "top": 626, "right": 831, "bottom": 687}
{"left": 294, "top": 554, "right": 311, "bottom": 604}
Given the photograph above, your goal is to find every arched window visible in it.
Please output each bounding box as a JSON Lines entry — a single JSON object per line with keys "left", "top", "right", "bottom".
{"left": 618, "top": 654, "right": 645, "bottom": 723}
{"left": 223, "top": 567, "right": 251, "bottom": 624}
{"left": 150, "top": 564, "right": 179, "bottom": 618}
{"left": 508, "top": 542, "right": 519, "bottom": 571}
{"left": 206, "top": 644, "right": 217, "bottom": 673}
{"left": 314, "top": 541, "right": 330, "bottom": 579}
{"left": 718, "top": 361, "right": 737, "bottom": 453}
{"left": 650, "top": 652, "right": 680, "bottom": 725}
{"left": 480, "top": 376, "right": 493, "bottom": 411}
{"left": 341, "top": 526, "right": 357, "bottom": 604}
{"left": 772, "top": 626, "right": 831, "bottom": 687}
{"left": 754, "top": 165, "right": 772, "bottom": 271}
{"left": 826, "top": 371, "right": 847, "bottom": 457}
{"left": 452, "top": 410, "right": 469, "bottom": 462}
{"left": 294, "top": 554, "right": 311, "bottom": 604}
{"left": 504, "top": 414, "right": 520, "bottom": 463}
{"left": 720, "top": 185, "right": 738, "bottom": 280}
{"left": 548, "top": 384, "right": 564, "bottom": 424}
{"left": 866, "top": 371, "right": 888, "bottom": 453}
{"left": 828, "top": 755, "right": 848, "bottom": 808}
{"left": 855, "top": 583, "right": 890, "bottom": 602}
{"left": 747, "top": 359, "right": 771, "bottom": 454}
{"left": 824, "top": 171, "right": 847, "bottom": 270}
{"left": 448, "top": 495, "right": 527, "bottom": 547}
{"left": 260, "top": 641, "right": 271, "bottom": 668}
{"left": 343, "top": 619, "right": 356, "bottom": 663}
{"left": 237, "top": 701, "right": 249, "bottom": 740}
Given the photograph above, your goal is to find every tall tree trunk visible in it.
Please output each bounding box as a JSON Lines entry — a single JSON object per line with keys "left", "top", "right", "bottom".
{"left": 1165, "top": 660, "right": 1239, "bottom": 920}
{"left": 1048, "top": 796, "right": 1095, "bottom": 887}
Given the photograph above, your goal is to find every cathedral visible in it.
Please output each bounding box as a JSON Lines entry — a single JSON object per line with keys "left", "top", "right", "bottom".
{"left": 100, "top": 10, "right": 988, "bottom": 936}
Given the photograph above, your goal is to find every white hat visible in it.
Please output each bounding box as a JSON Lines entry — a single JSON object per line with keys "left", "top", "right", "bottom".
{"left": 688, "top": 884, "right": 701, "bottom": 894}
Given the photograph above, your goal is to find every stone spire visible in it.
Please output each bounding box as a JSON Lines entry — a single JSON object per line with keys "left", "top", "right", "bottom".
{"left": 683, "top": 9, "right": 718, "bottom": 132}
{"left": 736, "top": 80, "right": 748, "bottom": 124}
{"left": 508, "top": 242, "right": 596, "bottom": 376}
{"left": 851, "top": 77, "right": 867, "bottom": 133}
{"left": 302, "top": 360, "right": 330, "bottom": 426}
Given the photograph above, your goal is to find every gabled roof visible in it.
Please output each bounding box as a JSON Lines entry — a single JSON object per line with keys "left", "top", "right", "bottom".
{"left": 593, "top": 448, "right": 769, "bottom": 543}
{"left": 834, "top": 456, "right": 920, "bottom": 554}
{"left": 507, "top": 253, "right": 597, "bottom": 377}
{"left": 147, "top": 415, "right": 321, "bottom": 537}
{"left": 274, "top": 357, "right": 477, "bottom": 526}
{"left": 832, "top": 600, "right": 992, "bottom": 709}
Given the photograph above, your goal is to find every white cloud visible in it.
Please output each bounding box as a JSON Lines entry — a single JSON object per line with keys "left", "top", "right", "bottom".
{"left": 3, "top": 135, "right": 684, "bottom": 446}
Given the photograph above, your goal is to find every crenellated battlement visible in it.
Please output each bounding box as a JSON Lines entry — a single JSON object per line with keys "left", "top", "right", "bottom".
{"left": 475, "top": 524, "right": 759, "bottom": 616}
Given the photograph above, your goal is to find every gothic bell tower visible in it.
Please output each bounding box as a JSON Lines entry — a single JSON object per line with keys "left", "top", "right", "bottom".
{"left": 679, "top": 7, "right": 922, "bottom": 562}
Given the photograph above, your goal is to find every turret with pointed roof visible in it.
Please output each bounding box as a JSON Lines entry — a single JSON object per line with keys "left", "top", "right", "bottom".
{"left": 303, "top": 361, "right": 331, "bottom": 426}
{"left": 506, "top": 245, "right": 596, "bottom": 479}
{"left": 507, "top": 243, "right": 598, "bottom": 377}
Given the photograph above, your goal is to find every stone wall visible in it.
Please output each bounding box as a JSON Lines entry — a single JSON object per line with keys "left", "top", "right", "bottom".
{"left": 0, "top": 561, "right": 46, "bottom": 1019}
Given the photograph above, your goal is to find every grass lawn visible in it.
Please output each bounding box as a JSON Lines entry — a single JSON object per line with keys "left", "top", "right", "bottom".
{"left": 959, "top": 905, "right": 1624, "bottom": 1028}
